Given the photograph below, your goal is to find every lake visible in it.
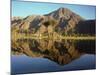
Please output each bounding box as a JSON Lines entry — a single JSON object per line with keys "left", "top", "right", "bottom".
{"left": 11, "top": 39, "right": 96, "bottom": 74}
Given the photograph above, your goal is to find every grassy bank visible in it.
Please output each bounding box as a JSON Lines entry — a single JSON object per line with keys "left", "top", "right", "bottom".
{"left": 12, "top": 34, "right": 96, "bottom": 40}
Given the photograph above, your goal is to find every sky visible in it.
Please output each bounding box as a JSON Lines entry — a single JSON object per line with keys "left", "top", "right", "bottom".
{"left": 12, "top": 0, "right": 96, "bottom": 20}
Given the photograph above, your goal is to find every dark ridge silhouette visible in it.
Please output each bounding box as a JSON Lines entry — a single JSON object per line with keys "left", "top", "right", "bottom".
{"left": 75, "top": 20, "right": 96, "bottom": 35}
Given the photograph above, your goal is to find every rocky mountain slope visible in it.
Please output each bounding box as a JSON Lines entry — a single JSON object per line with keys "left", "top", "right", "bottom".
{"left": 12, "top": 7, "right": 88, "bottom": 36}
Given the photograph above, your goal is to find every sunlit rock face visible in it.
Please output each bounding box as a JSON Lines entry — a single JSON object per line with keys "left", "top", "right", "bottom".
{"left": 11, "top": 39, "right": 95, "bottom": 65}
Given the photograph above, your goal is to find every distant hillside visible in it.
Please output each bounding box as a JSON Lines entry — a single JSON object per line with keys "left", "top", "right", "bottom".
{"left": 75, "top": 20, "right": 96, "bottom": 35}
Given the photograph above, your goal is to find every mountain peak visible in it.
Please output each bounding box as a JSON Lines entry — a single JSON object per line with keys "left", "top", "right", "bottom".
{"left": 45, "top": 7, "right": 76, "bottom": 19}
{"left": 57, "top": 7, "right": 73, "bottom": 15}
{"left": 57, "top": 7, "right": 71, "bottom": 12}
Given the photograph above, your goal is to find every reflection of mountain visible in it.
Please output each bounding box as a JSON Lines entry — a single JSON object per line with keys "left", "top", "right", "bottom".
{"left": 11, "top": 39, "right": 95, "bottom": 65}
{"left": 12, "top": 7, "right": 95, "bottom": 36}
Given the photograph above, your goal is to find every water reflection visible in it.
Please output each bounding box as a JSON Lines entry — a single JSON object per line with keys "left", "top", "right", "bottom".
{"left": 11, "top": 39, "right": 95, "bottom": 65}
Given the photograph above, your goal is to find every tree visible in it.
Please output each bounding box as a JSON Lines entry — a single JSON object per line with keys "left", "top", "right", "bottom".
{"left": 43, "top": 19, "right": 57, "bottom": 38}
{"left": 43, "top": 21, "right": 50, "bottom": 27}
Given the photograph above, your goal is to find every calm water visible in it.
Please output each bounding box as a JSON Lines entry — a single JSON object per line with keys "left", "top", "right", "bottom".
{"left": 11, "top": 39, "right": 96, "bottom": 74}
